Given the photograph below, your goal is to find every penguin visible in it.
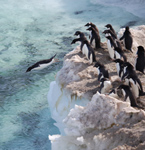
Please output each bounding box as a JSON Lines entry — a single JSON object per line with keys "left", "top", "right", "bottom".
{"left": 99, "top": 78, "right": 112, "bottom": 94}
{"left": 114, "top": 47, "right": 127, "bottom": 62}
{"left": 74, "top": 31, "right": 86, "bottom": 38}
{"left": 120, "top": 26, "right": 133, "bottom": 52}
{"left": 71, "top": 37, "right": 88, "bottom": 55}
{"left": 118, "top": 84, "right": 141, "bottom": 108}
{"left": 135, "top": 46, "right": 145, "bottom": 74}
{"left": 103, "top": 29, "right": 117, "bottom": 40}
{"left": 71, "top": 31, "right": 88, "bottom": 55}
{"left": 26, "top": 54, "right": 58, "bottom": 72}
{"left": 121, "top": 62, "right": 135, "bottom": 80}
{"left": 108, "top": 89, "right": 119, "bottom": 99}
{"left": 83, "top": 40, "right": 96, "bottom": 64}
{"left": 105, "top": 24, "right": 117, "bottom": 38}
{"left": 86, "top": 27, "right": 101, "bottom": 49}
{"left": 106, "top": 36, "right": 116, "bottom": 59}
{"left": 113, "top": 59, "right": 125, "bottom": 79}
{"left": 122, "top": 62, "right": 145, "bottom": 96}
{"left": 85, "top": 22, "right": 99, "bottom": 33}
{"left": 125, "top": 74, "right": 139, "bottom": 98}
{"left": 94, "top": 62, "right": 109, "bottom": 81}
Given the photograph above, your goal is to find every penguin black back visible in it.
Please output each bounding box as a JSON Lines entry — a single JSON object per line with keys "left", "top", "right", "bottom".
{"left": 135, "top": 46, "right": 145, "bottom": 74}
{"left": 87, "top": 27, "right": 101, "bottom": 49}
{"left": 118, "top": 84, "right": 139, "bottom": 108}
{"left": 94, "top": 62, "right": 109, "bottom": 80}
{"left": 120, "top": 26, "right": 133, "bottom": 52}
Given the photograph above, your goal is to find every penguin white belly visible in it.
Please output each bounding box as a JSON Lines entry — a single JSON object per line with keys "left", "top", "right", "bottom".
{"left": 101, "top": 81, "right": 112, "bottom": 94}
{"left": 33, "top": 59, "right": 54, "bottom": 71}
{"left": 82, "top": 44, "right": 87, "bottom": 55}
{"left": 115, "top": 51, "right": 121, "bottom": 59}
{"left": 124, "top": 78, "right": 129, "bottom": 85}
{"left": 33, "top": 63, "right": 52, "bottom": 70}
{"left": 107, "top": 40, "right": 114, "bottom": 59}
{"left": 85, "top": 48, "right": 89, "bottom": 59}
{"left": 91, "top": 39, "right": 95, "bottom": 49}
{"left": 96, "top": 68, "right": 100, "bottom": 75}
{"left": 116, "top": 63, "right": 120, "bottom": 76}
{"left": 89, "top": 53, "right": 93, "bottom": 64}
{"left": 130, "top": 79, "right": 139, "bottom": 98}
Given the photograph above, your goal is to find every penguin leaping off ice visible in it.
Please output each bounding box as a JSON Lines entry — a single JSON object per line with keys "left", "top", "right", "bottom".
{"left": 26, "top": 54, "right": 58, "bottom": 72}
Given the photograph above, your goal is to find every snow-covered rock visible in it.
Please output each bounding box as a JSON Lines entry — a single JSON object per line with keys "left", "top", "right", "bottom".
{"left": 48, "top": 26, "right": 145, "bottom": 149}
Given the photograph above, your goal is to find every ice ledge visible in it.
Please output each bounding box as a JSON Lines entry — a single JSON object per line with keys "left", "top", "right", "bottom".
{"left": 48, "top": 25, "right": 145, "bottom": 149}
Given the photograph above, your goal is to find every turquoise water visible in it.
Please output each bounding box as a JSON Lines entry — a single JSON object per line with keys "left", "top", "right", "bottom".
{"left": 0, "top": 0, "right": 145, "bottom": 149}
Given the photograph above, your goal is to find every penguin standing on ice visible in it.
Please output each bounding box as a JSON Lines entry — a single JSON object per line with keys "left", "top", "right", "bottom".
{"left": 125, "top": 74, "right": 140, "bottom": 98}
{"left": 106, "top": 36, "right": 116, "bottom": 59}
{"left": 99, "top": 78, "right": 112, "bottom": 94}
{"left": 122, "top": 62, "right": 145, "bottom": 97}
{"left": 113, "top": 59, "right": 125, "bottom": 79}
{"left": 105, "top": 24, "right": 117, "bottom": 38}
{"left": 118, "top": 84, "right": 142, "bottom": 108}
{"left": 85, "top": 22, "right": 99, "bottom": 34}
{"left": 94, "top": 62, "right": 109, "bottom": 81}
{"left": 83, "top": 40, "right": 96, "bottom": 64}
{"left": 86, "top": 27, "right": 101, "bottom": 49}
{"left": 114, "top": 47, "right": 127, "bottom": 62}
{"left": 26, "top": 54, "right": 58, "bottom": 72}
{"left": 135, "top": 46, "right": 145, "bottom": 74}
{"left": 120, "top": 26, "right": 133, "bottom": 52}
{"left": 71, "top": 31, "right": 88, "bottom": 55}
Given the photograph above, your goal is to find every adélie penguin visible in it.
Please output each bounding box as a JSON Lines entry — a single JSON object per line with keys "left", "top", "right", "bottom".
{"left": 94, "top": 62, "right": 109, "bottom": 81}
{"left": 105, "top": 24, "right": 117, "bottom": 38}
{"left": 26, "top": 54, "right": 58, "bottom": 72}
{"left": 122, "top": 62, "right": 145, "bottom": 96}
{"left": 106, "top": 36, "right": 116, "bottom": 59}
{"left": 118, "top": 84, "right": 143, "bottom": 108}
{"left": 135, "top": 46, "right": 145, "bottom": 74}
{"left": 86, "top": 27, "right": 101, "bottom": 49}
{"left": 83, "top": 40, "right": 96, "bottom": 64}
{"left": 71, "top": 31, "right": 88, "bottom": 55}
{"left": 114, "top": 47, "right": 127, "bottom": 62}
{"left": 85, "top": 22, "right": 99, "bottom": 34}
{"left": 120, "top": 26, "right": 133, "bottom": 53}
{"left": 99, "top": 78, "right": 112, "bottom": 94}
{"left": 113, "top": 59, "right": 125, "bottom": 79}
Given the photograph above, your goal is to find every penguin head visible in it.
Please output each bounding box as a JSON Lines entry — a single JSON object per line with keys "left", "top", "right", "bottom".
{"left": 103, "top": 30, "right": 109, "bottom": 34}
{"left": 85, "top": 22, "right": 92, "bottom": 27}
{"left": 125, "top": 26, "right": 129, "bottom": 31}
{"left": 94, "top": 62, "right": 100, "bottom": 68}
{"left": 118, "top": 84, "right": 127, "bottom": 90}
{"left": 74, "top": 31, "right": 82, "bottom": 36}
{"left": 105, "top": 24, "right": 112, "bottom": 29}
{"left": 86, "top": 27, "right": 93, "bottom": 31}
{"left": 137, "top": 46, "right": 144, "bottom": 55}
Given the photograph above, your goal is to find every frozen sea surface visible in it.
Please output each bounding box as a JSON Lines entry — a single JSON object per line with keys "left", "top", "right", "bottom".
{"left": 0, "top": 0, "right": 145, "bottom": 150}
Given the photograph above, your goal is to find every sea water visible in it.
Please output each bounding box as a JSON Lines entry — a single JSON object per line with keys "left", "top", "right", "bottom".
{"left": 0, "top": 0, "right": 145, "bottom": 150}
